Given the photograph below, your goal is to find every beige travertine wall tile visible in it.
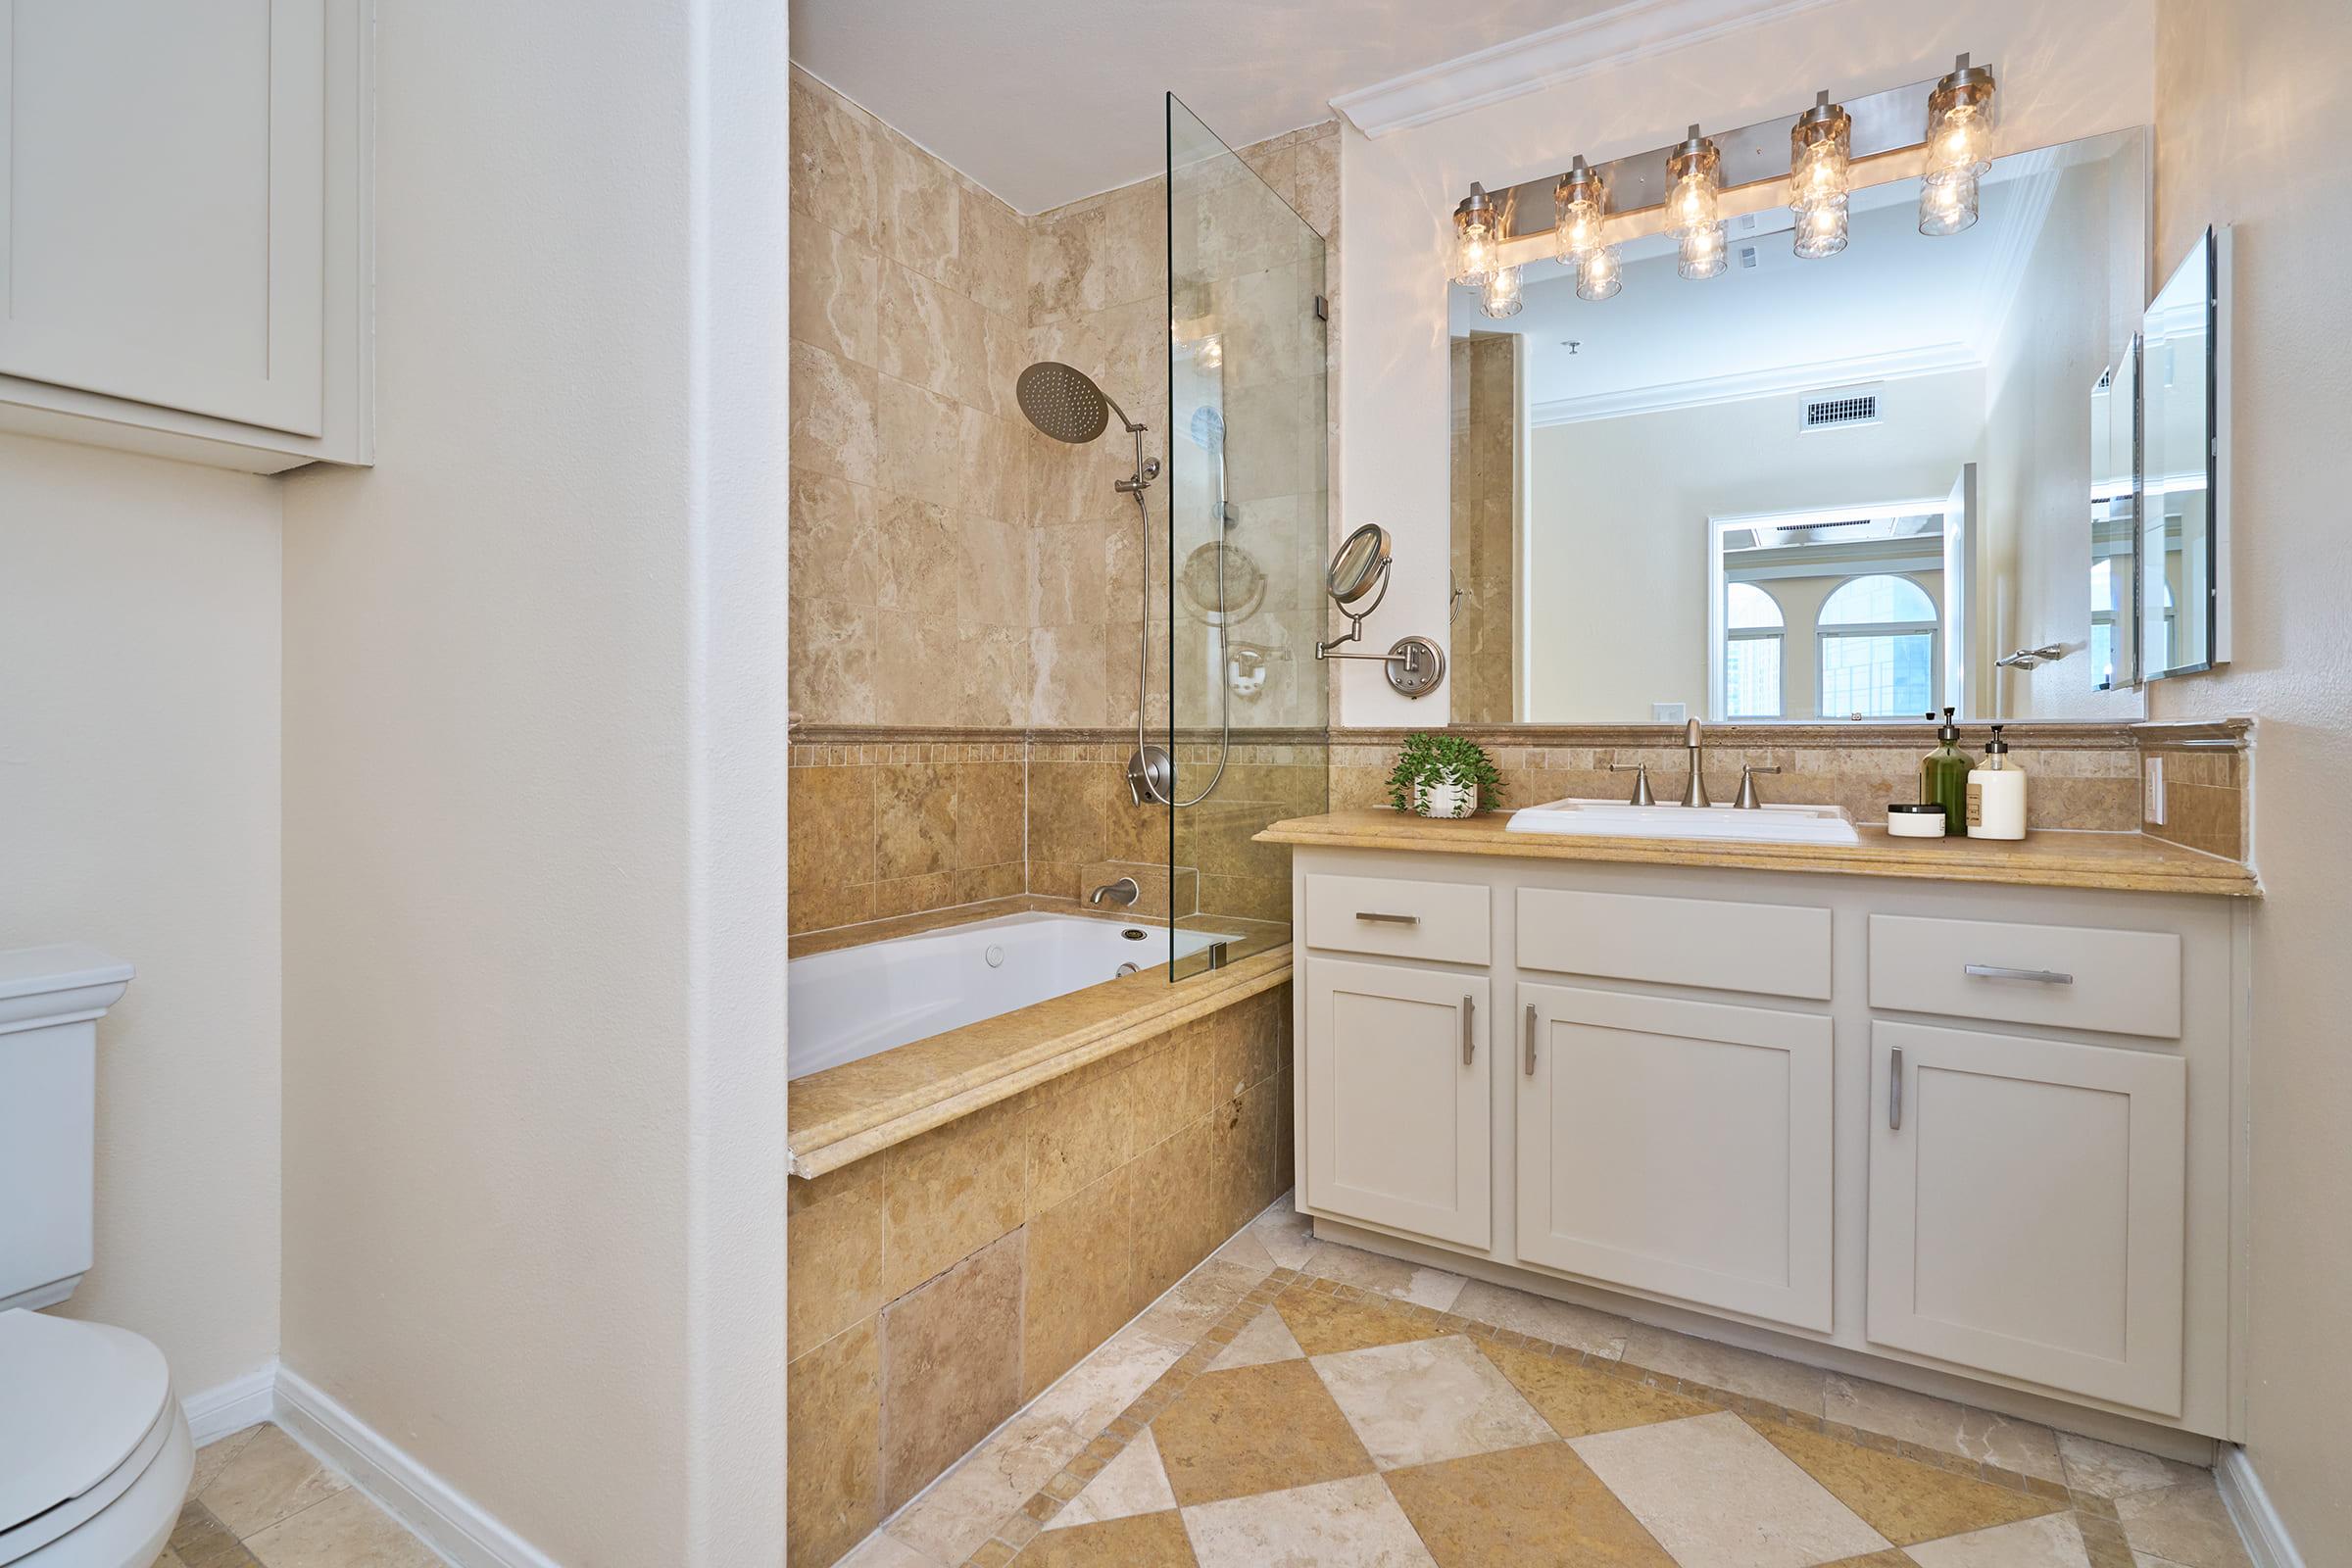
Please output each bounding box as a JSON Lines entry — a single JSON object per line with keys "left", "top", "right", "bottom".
{"left": 879, "top": 1096, "right": 1032, "bottom": 1300}
{"left": 788, "top": 1317, "right": 883, "bottom": 1568}
{"left": 1028, "top": 1060, "right": 1137, "bottom": 1215}
{"left": 791, "top": 221, "right": 881, "bottom": 368}
{"left": 788, "top": 1161, "right": 887, "bottom": 1361}
{"left": 789, "top": 71, "right": 881, "bottom": 250}
{"left": 1130, "top": 1116, "right": 1223, "bottom": 1311}
{"left": 880, "top": 1232, "right": 1025, "bottom": 1509}
{"left": 1022, "top": 1165, "right": 1136, "bottom": 1400}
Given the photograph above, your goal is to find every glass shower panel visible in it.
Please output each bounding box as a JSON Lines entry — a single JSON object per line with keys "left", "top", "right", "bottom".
{"left": 1165, "top": 94, "right": 1330, "bottom": 980}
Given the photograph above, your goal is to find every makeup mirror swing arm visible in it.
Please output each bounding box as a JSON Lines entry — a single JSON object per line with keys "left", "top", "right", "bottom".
{"left": 1317, "top": 562, "right": 1448, "bottom": 698}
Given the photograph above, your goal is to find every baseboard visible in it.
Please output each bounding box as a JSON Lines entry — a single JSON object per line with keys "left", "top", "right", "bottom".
{"left": 2216, "top": 1445, "right": 2307, "bottom": 1568}
{"left": 272, "top": 1364, "right": 564, "bottom": 1568}
{"left": 183, "top": 1359, "right": 278, "bottom": 1446}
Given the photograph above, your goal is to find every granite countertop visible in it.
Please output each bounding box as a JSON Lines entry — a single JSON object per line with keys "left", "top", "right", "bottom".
{"left": 1254, "top": 809, "right": 2259, "bottom": 898}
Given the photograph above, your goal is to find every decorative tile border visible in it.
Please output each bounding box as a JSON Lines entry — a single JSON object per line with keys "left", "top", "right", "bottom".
{"left": 960, "top": 1269, "right": 2160, "bottom": 1567}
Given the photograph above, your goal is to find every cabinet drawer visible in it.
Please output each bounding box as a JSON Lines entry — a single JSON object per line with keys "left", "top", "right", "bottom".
{"left": 1303, "top": 874, "right": 1490, "bottom": 965}
{"left": 1519, "top": 888, "right": 1830, "bottom": 1000}
{"left": 1869, "top": 915, "right": 2180, "bottom": 1040}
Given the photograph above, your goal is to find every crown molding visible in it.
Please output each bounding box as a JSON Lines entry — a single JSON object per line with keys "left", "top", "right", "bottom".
{"left": 1528, "top": 342, "right": 1982, "bottom": 427}
{"left": 1330, "top": 0, "right": 1847, "bottom": 139}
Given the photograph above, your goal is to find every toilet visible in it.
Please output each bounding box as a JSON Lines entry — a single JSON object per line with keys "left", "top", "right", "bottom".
{"left": 0, "top": 947, "right": 192, "bottom": 1568}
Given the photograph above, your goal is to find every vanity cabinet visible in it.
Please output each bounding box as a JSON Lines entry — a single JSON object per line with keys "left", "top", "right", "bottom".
{"left": 1516, "top": 983, "right": 1834, "bottom": 1331}
{"left": 1284, "top": 838, "right": 2249, "bottom": 1442}
{"left": 1867, "top": 1020, "right": 2188, "bottom": 1414}
{"left": 1301, "top": 957, "right": 1492, "bottom": 1250}
{"left": 0, "top": 0, "right": 372, "bottom": 470}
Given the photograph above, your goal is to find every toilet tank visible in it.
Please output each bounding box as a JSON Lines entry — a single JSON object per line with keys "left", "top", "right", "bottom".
{"left": 0, "top": 946, "right": 132, "bottom": 1311}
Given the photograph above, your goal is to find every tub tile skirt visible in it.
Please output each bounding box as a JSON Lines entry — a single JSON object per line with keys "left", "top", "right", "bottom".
{"left": 788, "top": 984, "right": 1295, "bottom": 1568}
{"left": 811, "top": 1200, "right": 2255, "bottom": 1568}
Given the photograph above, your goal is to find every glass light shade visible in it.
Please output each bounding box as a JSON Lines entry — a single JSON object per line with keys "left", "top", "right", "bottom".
{"left": 1450, "top": 186, "right": 1500, "bottom": 286}
{"left": 1553, "top": 160, "right": 1608, "bottom": 266}
{"left": 1788, "top": 102, "right": 1851, "bottom": 213}
{"left": 1924, "top": 57, "right": 1998, "bottom": 181}
{"left": 1677, "top": 220, "right": 1728, "bottom": 280}
{"left": 1575, "top": 243, "right": 1623, "bottom": 301}
{"left": 1793, "top": 198, "right": 1848, "bottom": 258}
{"left": 1917, "top": 169, "right": 1980, "bottom": 236}
{"left": 1478, "top": 264, "right": 1524, "bottom": 318}
{"left": 1667, "top": 165, "right": 1718, "bottom": 233}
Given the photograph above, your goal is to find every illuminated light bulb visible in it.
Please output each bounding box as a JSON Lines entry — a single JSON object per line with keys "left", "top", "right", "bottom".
{"left": 1479, "top": 264, "right": 1524, "bottom": 318}
{"left": 1450, "top": 183, "right": 1500, "bottom": 286}
{"left": 1553, "top": 157, "right": 1608, "bottom": 267}
{"left": 1195, "top": 333, "right": 1224, "bottom": 370}
{"left": 1917, "top": 168, "right": 1980, "bottom": 236}
{"left": 1920, "top": 54, "right": 1997, "bottom": 235}
{"left": 1666, "top": 127, "right": 1726, "bottom": 280}
{"left": 1789, "top": 92, "right": 1851, "bottom": 260}
{"left": 1576, "top": 242, "right": 1623, "bottom": 302}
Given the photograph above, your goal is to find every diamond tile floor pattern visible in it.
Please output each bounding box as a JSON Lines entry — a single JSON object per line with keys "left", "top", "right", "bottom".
{"left": 843, "top": 1195, "right": 2258, "bottom": 1568}
{"left": 165, "top": 1422, "right": 443, "bottom": 1568}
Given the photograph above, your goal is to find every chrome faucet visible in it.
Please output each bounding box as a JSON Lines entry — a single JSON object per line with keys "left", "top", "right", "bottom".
{"left": 1679, "top": 718, "right": 1711, "bottom": 808}
{"left": 1089, "top": 876, "right": 1140, "bottom": 907}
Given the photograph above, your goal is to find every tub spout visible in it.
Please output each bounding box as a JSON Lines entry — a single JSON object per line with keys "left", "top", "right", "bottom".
{"left": 1089, "top": 876, "right": 1141, "bottom": 907}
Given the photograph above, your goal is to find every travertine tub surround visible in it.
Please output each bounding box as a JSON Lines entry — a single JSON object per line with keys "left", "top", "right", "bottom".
{"left": 786, "top": 984, "right": 1294, "bottom": 1568}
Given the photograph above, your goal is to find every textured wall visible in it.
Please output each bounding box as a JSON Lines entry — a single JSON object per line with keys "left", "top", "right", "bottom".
{"left": 2147, "top": 0, "right": 2352, "bottom": 1556}
{"left": 0, "top": 432, "right": 283, "bottom": 1400}
{"left": 1447, "top": 334, "right": 1518, "bottom": 723}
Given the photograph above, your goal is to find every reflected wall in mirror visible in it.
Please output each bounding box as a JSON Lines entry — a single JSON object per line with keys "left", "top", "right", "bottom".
{"left": 2138, "top": 226, "right": 2226, "bottom": 679}
{"left": 2090, "top": 338, "right": 2138, "bottom": 690}
{"left": 1447, "top": 127, "right": 2147, "bottom": 724}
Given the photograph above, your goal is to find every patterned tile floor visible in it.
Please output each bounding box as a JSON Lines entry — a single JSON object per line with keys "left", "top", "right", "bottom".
{"left": 845, "top": 1195, "right": 2256, "bottom": 1568}
{"left": 164, "top": 1422, "right": 442, "bottom": 1568}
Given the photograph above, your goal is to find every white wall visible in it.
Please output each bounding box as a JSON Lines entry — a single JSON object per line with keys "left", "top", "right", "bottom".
{"left": 276, "top": 0, "right": 790, "bottom": 1562}
{"left": 2148, "top": 0, "right": 2352, "bottom": 1557}
{"left": 1525, "top": 368, "right": 1982, "bottom": 719}
{"left": 0, "top": 431, "right": 282, "bottom": 1397}
{"left": 1337, "top": 0, "right": 2156, "bottom": 724}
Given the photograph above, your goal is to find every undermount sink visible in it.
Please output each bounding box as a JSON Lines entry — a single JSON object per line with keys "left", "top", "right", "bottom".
{"left": 1506, "top": 798, "right": 1861, "bottom": 847}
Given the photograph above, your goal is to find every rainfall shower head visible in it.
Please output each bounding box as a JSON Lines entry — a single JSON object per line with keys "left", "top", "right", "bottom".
{"left": 1016, "top": 361, "right": 1138, "bottom": 444}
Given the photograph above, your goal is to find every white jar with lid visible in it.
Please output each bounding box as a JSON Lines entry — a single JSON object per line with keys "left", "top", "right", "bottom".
{"left": 1886, "top": 803, "right": 1947, "bottom": 838}
{"left": 1965, "top": 725, "right": 2029, "bottom": 840}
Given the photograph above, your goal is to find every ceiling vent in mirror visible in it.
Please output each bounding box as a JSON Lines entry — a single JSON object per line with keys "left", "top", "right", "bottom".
{"left": 1800, "top": 385, "right": 1882, "bottom": 431}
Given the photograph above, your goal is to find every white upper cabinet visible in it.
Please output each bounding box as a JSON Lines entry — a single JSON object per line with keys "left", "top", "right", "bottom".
{"left": 0, "top": 0, "right": 368, "bottom": 469}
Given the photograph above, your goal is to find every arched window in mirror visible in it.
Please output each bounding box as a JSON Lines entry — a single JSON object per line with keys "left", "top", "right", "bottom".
{"left": 1724, "top": 582, "right": 1786, "bottom": 718}
{"left": 1818, "top": 573, "right": 1938, "bottom": 717}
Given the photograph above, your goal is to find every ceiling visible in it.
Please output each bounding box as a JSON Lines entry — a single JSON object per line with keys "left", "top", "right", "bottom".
{"left": 789, "top": 0, "right": 1593, "bottom": 214}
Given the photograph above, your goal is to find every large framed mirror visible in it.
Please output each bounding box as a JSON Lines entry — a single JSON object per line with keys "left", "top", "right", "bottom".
{"left": 1447, "top": 126, "right": 2148, "bottom": 724}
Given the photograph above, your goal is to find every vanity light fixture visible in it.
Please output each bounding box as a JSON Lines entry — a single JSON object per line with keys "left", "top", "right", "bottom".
{"left": 1576, "top": 241, "right": 1623, "bottom": 301}
{"left": 1552, "top": 157, "right": 1608, "bottom": 267}
{"left": 1919, "top": 53, "right": 1997, "bottom": 235}
{"left": 1789, "top": 91, "right": 1852, "bottom": 259}
{"left": 1667, "top": 127, "right": 1728, "bottom": 280}
{"left": 1450, "top": 183, "right": 1500, "bottom": 286}
{"left": 1478, "top": 264, "right": 1525, "bottom": 318}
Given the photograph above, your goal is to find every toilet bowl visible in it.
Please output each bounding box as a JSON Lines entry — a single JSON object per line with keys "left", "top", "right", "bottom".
{"left": 0, "top": 1310, "right": 192, "bottom": 1568}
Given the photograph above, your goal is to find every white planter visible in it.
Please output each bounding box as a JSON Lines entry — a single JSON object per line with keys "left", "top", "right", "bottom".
{"left": 1413, "top": 779, "right": 1477, "bottom": 819}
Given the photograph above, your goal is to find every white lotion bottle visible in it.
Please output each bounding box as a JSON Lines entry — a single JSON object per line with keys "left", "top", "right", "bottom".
{"left": 1966, "top": 725, "right": 2028, "bottom": 839}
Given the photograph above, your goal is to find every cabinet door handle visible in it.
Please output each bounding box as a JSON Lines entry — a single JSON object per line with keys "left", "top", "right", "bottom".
{"left": 1963, "top": 963, "right": 2074, "bottom": 985}
{"left": 1354, "top": 910, "right": 1419, "bottom": 926}
{"left": 1461, "top": 995, "right": 1476, "bottom": 1065}
{"left": 1523, "top": 1004, "right": 1538, "bottom": 1077}
{"left": 1889, "top": 1047, "right": 1904, "bottom": 1131}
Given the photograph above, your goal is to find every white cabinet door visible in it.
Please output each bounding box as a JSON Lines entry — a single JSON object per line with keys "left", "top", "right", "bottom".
{"left": 0, "top": 0, "right": 326, "bottom": 432}
{"left": 1868, "top": 1021, "right": 2187, "bottom": 1414}
{"left": 1302, "top": 957, "right": 1491, "bottom": 1250}
{"left": 1515, "top": 983, "right": 1834, "bottom": 1332}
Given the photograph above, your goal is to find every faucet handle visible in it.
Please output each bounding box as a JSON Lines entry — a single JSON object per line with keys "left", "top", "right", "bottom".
{"left": 1733, "top": 763, "right": 1782, "bottom": 809}
{"left": 1606, "top": 761, "right": 1656, "bottom": 806}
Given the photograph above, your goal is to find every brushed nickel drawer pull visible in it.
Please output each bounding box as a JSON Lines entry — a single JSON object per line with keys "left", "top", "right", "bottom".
{"left": 1964, "top": 963, "right": 2075, "bottom": 985}
{"left": 1523, "top": 1004, "right": 1538, "bottom": 1077}
{"left": 1889, "top": 1047, "right": 1904, "bottom": 1130}
{"left": 1355, "top": 910, "right": 1420, "bottom": 925}
{"left": 1461, "top": 995, "right": 1476, "bottom": 1065}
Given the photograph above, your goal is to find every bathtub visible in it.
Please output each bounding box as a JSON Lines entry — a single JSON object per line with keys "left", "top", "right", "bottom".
{"left": 788, "top": 912, "right": 1236, "bottom": 1079}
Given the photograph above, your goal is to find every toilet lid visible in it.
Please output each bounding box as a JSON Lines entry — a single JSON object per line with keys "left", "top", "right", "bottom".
{"left": 0, "top": 1311, "right": 172, "bottom": 1533}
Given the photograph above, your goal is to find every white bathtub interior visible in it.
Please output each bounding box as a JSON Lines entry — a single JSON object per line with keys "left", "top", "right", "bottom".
{"left": 787, "top": 912, "right": 1238, "bottom": 1079}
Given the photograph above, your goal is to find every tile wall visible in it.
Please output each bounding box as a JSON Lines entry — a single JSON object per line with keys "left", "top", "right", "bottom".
{"left": 1447, "top": 333, "right": 1519, "bottom": 724}
{"left": 785, "top": 983, "right": 1293, "bottom": 1568}
{"left": 2135, "top": 721, "right": 2251, "bottom": 859}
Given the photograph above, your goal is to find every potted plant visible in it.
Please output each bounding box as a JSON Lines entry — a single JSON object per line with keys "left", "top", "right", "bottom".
{"left": 1385, "top": 732, "right": 1505, "bottom": 819}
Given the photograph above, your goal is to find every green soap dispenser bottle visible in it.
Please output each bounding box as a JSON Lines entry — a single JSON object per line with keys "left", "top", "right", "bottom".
{"left": 1919, "top": 708, "right": 1974, "bottom": 835}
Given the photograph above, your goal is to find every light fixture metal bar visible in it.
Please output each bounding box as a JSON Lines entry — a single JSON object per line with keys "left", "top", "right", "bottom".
{"left": 1473, "top": 70, "right": 1964, "bottom": 248}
